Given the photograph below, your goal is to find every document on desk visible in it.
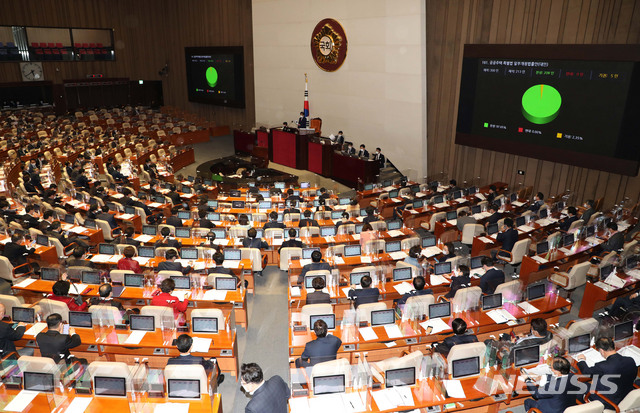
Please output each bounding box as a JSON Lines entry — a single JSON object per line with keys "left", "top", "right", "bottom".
{"left": 342, "top": 392, "right": 367, "bottom": 412}
{"left": 70, "top": 283, "right": 88, "bottom": 295}
{"left": 420, "top": 318, "right": 451, "bottom": 334}
{"left": 522, "top": 363, "right": 553, "bottom": 379}
{"left": 421, "top": 246, "right": 442, "bottom": 258}
{"left": 517, "top": 225, "right": 535, "bottom": 233}
{"left": 559, "top": 247, "right": 573, "bottom": 255}
{"left": 512, "top": 201, "right": 525, "bottom": 207}
{"left": 475, "top": 193, "right": 486, "bottom": 200}
{"left": 172, "top": 290, "right": 191, "bottom": 302}
{"left": 627, "top": 269, "right": 640, "bottom": 280}
{"left": 391, "top": 198, "right": 403, "bottom": 203}
{"left": 64, "top": 396, "right": 93, "bottom": 413}
{"left": 387, "top": 230, "right": 405, "bottom": 238}
{"left": 289, "top": 397, "right": 310, "bottom": 413}
{"left": 393, "top": 281, "right": 413, "bottom": 295}
{"left": 190, "top": 337, "right": 212, "bottom": 353}
{"left": 24, "top": 322, "right": 47, "bottom": 337}
{"left": 148, "top": 202, "right": 163, "bottom": 208}
{"left": 585, "top": 236, "right": 604, "bottom": 245}
{"left": 447, "top": 219, "right": 457, "bottom": 226}
{"left": 203, "top": 289, "right": 228, "bottom": 301}
{"left": 324, "top": 236, "right": 335, "bottom": 243}
{"left": 308, "top": 393, "right": 346, "bottom": 413}
{"left": 434, "top": 202, "right": 449, "bottom": 209}
{"left": 372, "top": 388, "right": 401, "bottom": 411}
{"left": 153, "top": 403, "right": 189, "bottom": 413}
{"left": 4, "top": 390, "right": 39, "bottom": 412}
{"left": 68, "top": 226, "right": 87, "bottom": 234}
{"left": 124, "top": 330, "right": 147, "bottom": 345}
{"left": 518, "top": 302, "right": 540, "bottom": 314}
{"left": 133, "top": 257, "right": 150, "bottom": 266}
{"left": 351, "top": 234, "right": 361, "bottom": 241}
{"left": 118, "top": 213, "right": 135, "bottom": 220}
{"left": 594, "top": 281, "right": 616, "bottom": 292}
{"left": 384, "top": 324, "right": 404, "bottom": 339}
{"left": 192, "top": 261, "right": 206, "bottom": 271}
{"left": 389, "top": 251, "right": 408, "bottom": 261}
{"left": 14, "top": 278, "right": 36, "bottom": 289}
{"left": 531, "top": 255, "right": 548, "bottom": 264}
{"left": 359, "top": 326, "right": 378, "bottom": 341}
{"left": 290, "top": 286, "right": 301, "bottom": 297}
{"left": 213, "top": 239, "right": 229, "bottom": 246}
{"left": 222, "top": 260, "right": 241, "bottom": 269}
{"left": 618, "top": 345, "right": 640, "bottom": 366}
{"left": 360, "top": 256, "right": 372, "bottom": 264}
{"left": 443, "top": 380, "right": 466, "bottom": 398}
{"left": 486, "top": 309, "right": 516, "bottom": 324}
{"left": 430, "top": 274, "right": 449, "bottom": 286}
{"left": 333, "top": 256, "right": 345, "bottom": 265}
{"left": 604, "top": 273, "right": 626, "bottom": 289}
{"left": 134, "top": 234, "right": 154, "bottom": 243}
{"left": 576, "top": 348, "right": 606, "bottom": 367}
{"left": 478, "top": 236, "right": 495, "bottom": 244}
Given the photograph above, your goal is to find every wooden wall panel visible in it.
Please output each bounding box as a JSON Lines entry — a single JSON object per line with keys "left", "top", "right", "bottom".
{"left": 0, "top": 0, "right": 254, "bottom": 130}
{"left": 426, "top": 0, "right": 640, "bottom": 209}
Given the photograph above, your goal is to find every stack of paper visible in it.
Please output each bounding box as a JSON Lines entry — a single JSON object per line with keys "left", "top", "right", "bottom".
{"left": 222, "top": 261, "right": 241, "bottom": 269}
{"left": 133, "top": 257, "right": 150, "bottom": 266}
{"left": 531, "top": 256, "right": 548, "bottom": 264}
{"left": 387, "top": 230, "right": 405, "bottom": 238}
{"left": 420, "top": 318, "right": 451, "bottom": 334}
{"left": 148, "top": 202, "right": 163, "bottom": 208}
{"left": 290, "top": 286, "right": 301, "bottom": 297}
{"left": 421, "top": 246, "right": 442, "bottom": 257}
{"left": 172, "top": 291, "right": 191, "bottom": 302}
{"left": 372, "top": 387, "right": 415, "bottom": 410}
{"left": 391, "top": 198, "right": 403, "bottom": 203}
{"left": 360, "top": 256, "right": 372, "bottom": 264}
{"left": 430, "top": 274, "right": 449, "bottom": 286}
{"left": 203, "top": 289, "right": 228, "bottom": 301}
{"left": 384, "top": 324, "right": 404, "bottom": 339}
{"left": 324, "top": 236, "right": 335, "bottom": 243}
{"left": 289, "top": 397, "right": 310, "bottom": 413}
{"left": 69, "top": 283, "right": 89, "bottom": 294}
{"left": 190, "top": 337, "right": 212, "bottom": 353}
{"left": 559, "top": 247, "right": 573, "bottom": 255}
{"left": 627, "top": 269, "right": 640, "bottom": 280}
{"left": 455, "top": 198, "right": 468, "bottom": 204}
{"left": 134, "top": 234, "right": 154, "bottom": 243}
{"left": 434, "top": 202, "right": 449, "bottom": 209}
{"left": 118, "top": 213, "right": 135, "bottom": 220}
{"left": 389, "top": 251, "right": 408, "bottom": 261}
{"left": 522, "top": 363, "right": 553, "bottom": 378}
{"left": 478, "top": 236, "right": 495, "bottom": 244}
{"left": 585, "top": 236, "right": 603, "bottom": 245}
{"left": 393, "top": 282, "right": 413, "bottom": 295}
{"left": 619, "top": 345, "right": 640, "bottom": 366}
{"left": 604, "top": 273, "right": 626, "bottom": 288}
{"left": 443, "top": 380, "right": 466, "bottom": 398}
{"left": 359, "top": 327, "right": 378, "bottom": 341}
{"left": 24, "top": 322, "right": 47, "bottom": 337}
{"left": 351, "top": 234, "right": 361, "bottom": 241}
{"left": 518, "top": 302, "right": 540, "bottom": 314}
{"left": 594, "top": 281, "right": 616, "bottom": 292}
{"left": 576, "top": 348, "right": 605, "bottom": 367}
{"left": 333, "top": 256, "right": 345, "bottom": 265}
{"left": 4, "top": 390, "right": 39, "bottom": 412}
{"left": 518, "top": 225, "right": 535, "bottom": 233}
{"left": 90, "top": 254, "right": 113, "bottom": 263}
{"left": 475, "top": 193, "right": 486, "bottom": 200}
{"left": 124, "top": 330, "right": 147, "bottom": 345}
{"left": 192, "top": 261, "right": 206, "bottom": 271}
{"left": 512, "top": 201, "right": 525, "bottom": 207}
{"left": 487, "top": 309, "right": 516, "bottom": 324}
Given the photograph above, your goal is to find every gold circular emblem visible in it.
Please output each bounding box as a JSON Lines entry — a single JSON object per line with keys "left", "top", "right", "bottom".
{"left": 311, "top": 19, "right": 347, "bottom": 72}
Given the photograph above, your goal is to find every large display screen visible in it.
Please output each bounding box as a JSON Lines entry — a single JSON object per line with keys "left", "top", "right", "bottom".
{"left": 456, "top": 45, "right": 640, "bottom": 175}
{"left": 185, "top": 46, "right": 245, "bottom": 108}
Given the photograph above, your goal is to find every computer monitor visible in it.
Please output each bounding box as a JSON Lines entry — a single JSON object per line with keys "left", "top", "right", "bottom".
{"left": 339, "top": 198, "right": 350, "bottom": 205}
{"left": 471, "top": 205, "right": 481, "bottom": 214}
{"left": 514, "top": 345, "right": 540, "bottom": 367}
{"left": 331, "top": 211, "right": 342, "bottom": 220}
{"left": 129, "top": 315, "right": 155, "bottom": 331}
{"left": 432, "top": 195, "right": 444, "bottom": 204}
{"left": 36, "top": 234, "right": 49, "bottom": 246}
{"left": 413, "top": 200, "right": 424, "bottom": 209}
{"left": 203, "top": 179, "right": 213, "bottom": 186}
{"left": 302, "top": 248, "right": 320, "bottom": 259}
{"left": 170, "top": 276, "right": 191, "bottom": 290}
{"left": 124, "top": 206, "right": 136, "bottom": 215}
{"left": 451, "top": 356, "right": 480, "bottom": 379}
{"left": 12, "top": 307, "right": 35, "bottom": 323}
{"left": 614, "top": 320, "right": 634, "bottom": 341}
{"left": 385, "top": 367, "right": 416, "bottom": 388}
{"left": 191, "top": 317, "right": 218, "bottom": 333}
{"left": 98, "top": 243, "right": 116, "bottom": 255}
{"left": 215, "top": 277, "right": 237, "bottom": 291}
{"left": 536, "top": 241, "right": 549, "bottom": 255}
{"left": 124, "top": 273, "right": 144, "bottom": 287}
{"left": 138, "top": 246, "right": 155, "bottom": 258}
{"left": 206, "top": 212, "right": 221, "bottom": 221}
{"left": 23, "top": 372, "right": 55, "bottom": 392}
{"left": 258, "top": 201, "right": 272, "bottom": 209}
{"left": 344, "top": 245, "right": 361, "bottom": 257}
{"left": 385, "top": 241, "right": 401, "bottom": 253}
{"left": 212, "top": 228, "right": 226, "bottom": 239}
{"left": 81, "top": 271, "right": 100, "bottom": 285}
{"left": 359, "top": 209, "right": 368, "bottom": 217}
{"left": 428, "top": 302, "right": 451, "bottom": 319}
{"left": 355, "top": 224, "right": 364, "bottom": 234}
{"left": 434, "top": 262, "right": 452, "bottom": 275}
{"left": 446, "top": 211, "right": 457, "bottom": 221}
{"left": 231, "top": 201, "right": 245, "bottom": 209}
{"left": 305, "top": 274, "right": 326, "bottom": 289}
{"left": 527, "top": 283, "right": 546, "bottom": 301}
{"left": 393, "top": 267, "right": 412, "bottom": 282}
{"left": 229, "top": 190, "right": 241, "bottom": 197}
{"left": 383, "top": 180, "right": 392, "bottom": 187}
{"left": 387, "top": 220, "right": 402, "bottom": 231}
{"left": 563, "top": 233, "right": 575, "bottom": 247}
{"left": 175, "top": 227, "right": 191, "bottom": 238}
{"left": 410, "top": 185, "right": 420, "bottom": 193}
{"left": 422, "top": 237, "right": 436, "bottom": 248}
{"left": 586, "top": 225, "right": 595, "bottom": 237}
{"left": 64, "top": 214, "right": 76, "bottom": 224}
{"left": 515, "top": 216, "right": 526, "bottom": 227}
{"left": 167, "top": 379, "right": 201, "bottom": 399}
{"left": 350, "top": 272, "right": 369, "bottom": 286}
{"left": 467, "top": 186, "right": 478, "bottom": 195}
{"left": 539, "top": 208, "right": 548, "bottom": 218}
{"left": 452, "top": 190, "right": 463, "bottom": 200}
{"left": 364, "top": 183, "right": 373, "bottom": 190}
{"left": 224, "top": 249, "right": 241, "bottom": 261}
{"left": 177, "top": 211, "right": 191, "bottom": 220}
{"left": 482, "top": 293, "right": 502, "bottom": 310}
{"left": 310, "top": 314, "right": 336, "bottom": 330}
{"left": 600, "top": 264, "right": 614, "bottom": 280}
{"left": 142, "top": 225, "right": 157, "bottom": 236}
{"left": 313, "top": 374, "right": 345, "bottom": 395}
{"left": 180, "top": 248, "right": 198, "bottom": 260}
{"left": 207, "top": 200, "right": 218, "bottom": 208}
{"left": 487, "top": 223, "right": 499, "bottom": 235}
{"left": 69, "top": 311, "right": 93, "bottom": 328}
{"left": 510, "top": 193, "right": 518, "bottom": 202}
{"left": 94, "top": 376, "right": 127, "bottom": 397}
{"left": 389, "top": 190, "right": 399, "bottom": 198}
{"left": 568, "top": 333, "right": 591, "bottom": 353}
{"left": 41, "top": 267, "right": 60, "bottom": 281}
{"left": 371, "top": 309, "right": 395, "bottom": 326}
{"left": 154, "top": 195, "right": 166, "bottom": 203}
{"left": 470, "top": 256, "right": 483, "bottom": 270}
{"left": 274, "top": 182, "right": 285, "bottom": 189}
{"left": 321, "top": 226, "right": 336, "bottom": 237}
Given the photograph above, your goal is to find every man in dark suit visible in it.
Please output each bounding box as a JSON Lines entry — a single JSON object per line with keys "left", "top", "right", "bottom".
{"left": 306, "top": 276, "right": 331, "bottom": 304}
{"left": 155, "top": 226, "right": 182, "bottom": 250}
{"left": 196, "top": 209, "right": 215, "bottom": 229}
{"left": 479, "top": 256, "right": 504, "bottom": 294}
{"left": 486, "top": 204, "right": 502, "bottom": 227}
{"left": 434, "top": 318, "right": 478, "bottom": 355}
{"left": 296, "top": 319, "right": 342, "bottom": 367}
{"left": 165, "top": 206, "right": 183, "bottom": 228}
{"left": 121, "top": 227, "right": 141, "bottom": 247}
{"left": 65, "top": 246, "right": 95, "bottom": 269}
{"left": 89, "top": 283, "right": 126, "bottom": 314}
{"left": 345, "top": 143, "right": 356, "bottom": 156}
{"left": 21, "top": 204, "right": 41, "bottom": 229}
{"left": 334, "top": 131, "right": 345, "bottom": 147}
{"left": 373, "top": 147, "right": 385, "bottom": 167}
{"left": 529, "top": 192, "right": 545, "bottom": 212}
{"left": 297, "top": 250, "right": 331, "bottom": 286}
{"left": 166, "top": 185, "right": 182, "bottom": 206}
{"left": 357, "top": 144, "right": 369, "bottom": 158}
{"left": 75, "top": 170, "right": 90, "bottom": 189}
{"left": 348, "top": 275, "right": 380, "bottom": 308}
{"left": 279, "top": 229, "right": 304, "bottom": 253}
{"left": 298, "top": 209, "right": 319, "bottom": 228}
{"left": 97, "top": 205, "right": 119, "bottom": 230}
{"left": 524, "top": 357, "right": 578, "bottom": 413}
{"left": 2, "top": 233, "right": 35, "bottom": 269}
{"left": 581, "top": 199, "right": 595, "bottom": 226}
{"left": 157, "top": 249, "right": 192, "bottom": 274}
{"left": 36, "top": 313, "right": 83, "bottom": 363}
{"left": 559, "top": 206, "right": 579, "bottom": 232}
{"left": 0, "top": 303, "right": 33, "bottom": 356}
{"left": 445, "top": 265, "right": 472, "bottom": 299}
{"left": 601, "top": 222, "right": 624, "bottom": 253}
{"left": 297, "top": 111, "right": 307, "bottom": 128}
{"left": 508, "top": 318, "right": 554, "bottom": 361}
{"left": 363, "top": 206, "right": 380, "bottom": 225}
{"left": 167, "top": 334, "right": 224, "bottom": 385}
{"left": 576, "top": 337, "right": 637, "bottom": 410}
{"left": 495, "top": 217, "right": 518, "bottom": 259}
{"left": 486, "top": 185, "right": 497, "bottom": 204}
{"left": 397, "top": 276, "right": 433, "bottom": 306}
{"left": 284, "top": 189, "right": 301, "bottom": 205}
{"left": 242, "top": 228, "right": 268, "bottom": 250}
{"left": 22, "top": 175, "right": 38, "bottom": 194}
{"left": 240, "top": 362, "right": 289, "bottom": 413}
{"left": 263, "top": 211, "right": 285, "bottom": 230}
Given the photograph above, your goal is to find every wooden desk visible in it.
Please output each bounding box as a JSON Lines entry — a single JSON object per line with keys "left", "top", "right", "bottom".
{"left": 579, "top": 271, "right": 640, "bottom": 318}
{"left": 331, "top": 152, "right": 380, "bottom": 188}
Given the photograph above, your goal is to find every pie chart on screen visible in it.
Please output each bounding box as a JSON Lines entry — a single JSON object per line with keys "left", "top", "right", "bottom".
{"left": 521, "top": 84, "right": 561, "bottom": 124}
{"left": 206, "top": 67, "right": 218, "bottom": 88}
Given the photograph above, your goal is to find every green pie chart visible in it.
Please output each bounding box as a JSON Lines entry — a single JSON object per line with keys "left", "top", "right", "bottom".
{"left": 521, "top": 84, "right": 561, "bottom": 124}
{"left": 205, "top": 67, "right": 218, "bottom": 88}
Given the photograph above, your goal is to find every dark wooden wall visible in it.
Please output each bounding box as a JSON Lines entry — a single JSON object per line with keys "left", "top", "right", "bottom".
{"left": 0, "top": 0, "right": 255, "bottom": 130}
{"left": 426, "top": 0, "right": 640, "bottom": 209}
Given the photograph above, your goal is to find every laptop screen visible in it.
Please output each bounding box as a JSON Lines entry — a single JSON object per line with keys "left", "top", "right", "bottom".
{"left": 339, "top": 198, "right": 350, "bottom": 205}
{"left": 142, "top": 225, "right": 157, "bottom": 235}
{"left": 207, "top": 200, "right": 218, "bottom": 208}
{"left": 191, "top": 317, "right": 218, "bottom": 333}
{"left": 170, "top": 276, "right": 191, "bottom": 290}
{"left": 385, "top": 367, "right": 416, "bottom": 388}
{"left": 124, "top": 206, "right": 136, "bottom": 215}
{"left": 471, "top": 205, "right": 481, "bottom": 214}
{"left": 428, "top": 302, "right": 451, "bottom": 319}
{"left": 563, "top": 233, "right": 575, "bottom": 247}
{"left": 371, "top": 309, "right": 395, "bottom": 326}
{"left": 180, "top": 248, "right": 198, "bottom": 260}
{"left": 24, "top": 372, "right": 55, "bottom": 392}
{"left": 385, "top": 241, "right": 401, "bottom": 253}
{"left": 224, "top": 249, "right": 241, "bottom": 261}
{"left": 422, "top": 237, "right": 436, "bottom": 248}
{"left": 36, "top": 234, "right": 49, "bottom": 246}
{"left": 446, "top": 211, "right": 457, "bottom": 221}
{"left": 321, "top": 226, "right": 337, "bottom": 237}
{"left": 527, "top": 284, "right": 546, "bottom": 301}
{"left": 568, "top": 334, "right": 591, "bottom": 353}
{"left": 69, "top": 311, "right": 93, "bottom": 328}
{"left": 168, "top": 379, "right": 200, "bottom": 399}
{"left": 302, "top": 248, "right": 320, "bottom": 259}
{"left": 274, "top": 182, "right": 285, "bottom": 189}
{"left": 515, "top": 216, "right": 526, "bottom": 227}
{"left": 83, "top": 219, "right": 96, "bottom": 229}
{"left": 626, "top": 255, "right": 639, "bottom": 270}
{"left": 138, "top": 246, "right": 155, "bottom": 258}
{"left": 355, "top": 224, "right": 364, "bottom": 234}
{"left": 393, "top": 267, "right": 412, "bottom": 282}
{"left": 258, "top": 201, "right": 272, "bottom": 209}
{"left": 231, "top": 201, "right": 245, "bottom": 209}
{"left": 614, "top": 321, "right": 634, "bottom": 341}
{"left": 536, "top": 241, "right": 549, "bottom": 255}
{"left": 470, "top": 256, "right": 483, "bottom": 269}
{"left": 313, "top": 374, "right": 345, "bottom": 395}
{"left": 310, "top": 314, "right": 336, "bottom": 330}
{"left": 482, "top": 293, "right": 502, "bottom": 311}
{"left": 175, "top": 227, "right": 191, "bottom": 238}
{"left": 94, "top": 376, "right": 127, "bottom": 397}
{"left": 350, "top": 272, "right": 368, "bottom": 286}
{"left": 515, "top": 345, "right": 541, "bottom": 367}
{"left": 81, "top": 271, "right": 100, "bottom": 285}
{"left": 12, "top": 307, "right": 35, "bottom": 323}
{"left": 305, "top": 274, "right": 326, "bottom": 289}
{"left": 65, "top": 214, "right": 76, "bottom": 224}
{"left": 539, "top": 208, "right": 548, "bottom": 218}
{"left": 432, "top": 195, "right": 444, "bottom": 204}
{"left": 434, "top": 262, "right": 452, "bottom": 275}
{"left": 177, "top": 211, "right": 191, "bottom": 220}
{"left": 364, "top": 183, "right": 373, "bottom": 190}
{"left": 331, "top": 211, "right": 343, "bottom": 220}
{"left": 467, "top": 186, "right": 477, "bottom": 195}
{"left": 487, "top": 223, "right": 499, "bottom": 235}
{"left": 98, "top": 243, "right": 116, "bottom": 255}
{"left": 389, "top": 190, "right": 399, "bottom": 198}
{"left": 129, "top": 315, "right": 155, "bottom": 331}
{"left": 124, "top": 273, "right": 144, "bottom": 287}
{"left": 413, "top": 200, "right": 424, "bottom": 209}
{"left": 344, "top": 245, "right": 361, "bottom": 257}
{"left": 207, "top": 212, "right": 221, "bottom": 221}
{"left": 229, "top": 190, "right": 241, "bottom": 197}
{"left": 212, "top": 228, "right": 226, "bottom": 239}
{"left": 387, "top": 220, "right": 402, "bottom": 230}
{"left": 41, "top": 267, "right": 60, "bottom": 281}
{"left": 452, "top": 356, "right": 480, "bottom": 379}
{"left": 452, "top": 190, "right": 462, "bottom": 200}
{"left": 600, "top": 264, "right": 614, "bottom": 279}
{"left": 215, "top": 277, "right": 237, "bottom": 291}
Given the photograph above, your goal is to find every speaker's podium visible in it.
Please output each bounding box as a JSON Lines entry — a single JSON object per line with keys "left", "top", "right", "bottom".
{"left": 269, "top": 128, "right": 312, "bottom": 170}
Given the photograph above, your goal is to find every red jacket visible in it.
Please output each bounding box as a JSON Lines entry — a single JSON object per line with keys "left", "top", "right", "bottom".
{"left": 47, "top": 294, "right": 88, "bottom": 312}
{"left": 117, "top": 257, "right": 142, "bottom": 273}
{"left": 151, "top": 292, "right": 188, "bottom": 317}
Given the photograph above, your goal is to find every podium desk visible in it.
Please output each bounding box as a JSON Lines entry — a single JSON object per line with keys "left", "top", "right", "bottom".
{"left": 270, "top": 129, "right": 308, "bottom": 169}
{"left": 307, "top": 137, "right": 334, "bottom": 177}
{"left": 233, "top": 129, "right": 255, "bottom": 154}
{"left": 331, "top": 152, "right": 380, "bottom": 188}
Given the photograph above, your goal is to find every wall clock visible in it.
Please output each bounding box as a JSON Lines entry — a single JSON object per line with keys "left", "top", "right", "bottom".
{"left": 20, "top": 62, "right": 44, "bottom": 82}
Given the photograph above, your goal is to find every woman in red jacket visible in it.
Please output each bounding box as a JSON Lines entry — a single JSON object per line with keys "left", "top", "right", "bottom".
{"left": 151, "top": 278, "right": 188, "bottom": 325}
{"left": 117, "top": 246, "right": 142, "bottom": 273}
{"left": 47, "top": 280, "right": 89, "bottom": 311}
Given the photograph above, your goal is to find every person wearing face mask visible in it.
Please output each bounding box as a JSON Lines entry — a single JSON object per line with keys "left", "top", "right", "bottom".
{"left": 581, "top": 199, "right": 595, "bottom": 226}
{"left": 373, "top": 147, "right": 385, "bottom": 167}
{"left": 344, "top": 142, "right": 356, "bottom": 156}
{"left": 240, "top": 362, "right": 289, "bottom": 413}
{"left": 523, "top": 357, "right": 579, "bottom": 413}
{"left": 445, "top": 265, "right": 471, "bottom": 299}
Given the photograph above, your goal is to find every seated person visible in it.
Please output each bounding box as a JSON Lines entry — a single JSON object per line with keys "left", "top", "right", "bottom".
{"left": 120, "top": 226, "right": 141, "bottom": 247}
{"left": 608, "top": 290, "right": 640, "bottom": 318}
{"left": 529, "top": 192, "right": 545, "bottom": 212}
{"left": 242, "top": 228, "right": 269, "bottom": 249}
{"left": 157, "top": 249, "right": 192, "bottom": 274}
{"left": 295, "top": 319, "right": 342, "bottom": 367}
{"left": 576, "top": 337, "right": 637, "bottom": 410}
{"left": 283, "top": 200, "right": 300, "bottom": 215}
{"left": 151, "top": 278, "right": 189, "bottom": 323}
{"left": 440, "top": 242, "right": 456, "bottom": 261}
{"left": 0, "top": 302, "right": 33, "bottom": 356}
{"left": 285, "top": 188, "right": 301, "bottom": 204}
{"left": 456, "top": 210, "right": 477, "bottom": 232}
{"left": 298, "top": 210, "right": 319, "bottom": 228}
{"left": 207, "top": 252, "right": 247, "bottom": 288}
{"left": 117, "top": 246, "right": 142, "bottom": 273}
{"left": 523, "top": 357, "right": 578, "bottom": 413}
{"left": 485, "top": 203, "right": 502, "bottom": 226}
{"left": 167, "top": 333, "right": 224, "bottom": 385}
{"left": 279, "top": 228, "right": 304, "bottom": 253}
{"left": 397, "top": 275, "right": 433, "bottom": 306}
{"left": 404, "top": 245, "right": 424, "bottom": 269}
{"left": 2, "top": 232, "right": 35, "bottom": 271}
{"left": 479, "top": 256, "right": 504, "bottom": 294}
{"left": 348, "top": 275, "right": 380, "bottom": 308}
{"left": 263, "top": 211, "right": 285, "bottom": 230}
{"left": 65, "top": 246, "right": 95, "bottom": 268}
{"left": 558, "top": 206, "right": 578, "bottom": 232}
{"left": 166, "top": 206, "right": 183, "bottom": 228}
{"left": 155, "top": 226, "right": 182, "bottom": 249}
{"left": 359, "top": 223, "right": 377, "bottom": 249}
{"left": 36, "top": 313, "right": 84, "bottom": 364}
{"left": 445, "top": 265, "right": 471, "bottom": 299}
{"left": 601, "top": 222, "right": 624, "bottom": 253}
{"left": 47, "top": 220, "right": 89, "bottom": 249}
{"left": 433, "top": 318, "right": 478, "bottom": 355}
{"left": 362, "top": 206, "right": 379, "bottom": 224}
{"left": 89, "top": 283, "right": 133, "bottom": 322}
{"left": 581, "top": 199, "right": 595, "bottom": 226}
{"left": 97, "top": 205, "right": 119, "bottom": 231}
{"left": 47, "top": 280, "right": 89, "bottom": 311}
{"left": 196, "top": 209, "right": 215, "bottom": 229}
{"left": 335, "top": 212, "right": 351, "bottom": 230}
{"left": 510, "top": 318, "right": 553, "bottom": 349}
{"left": 297, "top": 250, "right": 331, "bottom": 286}
{"left": 306, "top": 277, "right": 331, "bottom": 304}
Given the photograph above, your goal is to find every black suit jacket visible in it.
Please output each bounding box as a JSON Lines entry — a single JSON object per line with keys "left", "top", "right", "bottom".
{"left": 348, "top": 287, "right": 380, "bottom": 308}
{"left": 559, "top": 215, "right": 578, "bottom": 232}
{"left": 36, "top": 330, "right": 82, "bottom": 362}
{"left": 167, "top": 192, "right": 182, "bottom": 205}
{"left": 435, "top": 333, "right": 478, "bottom": 355}
{"left": 157, "top": 260, "right": 191, "bottom": 274}
{"left": 300, "top": 335, "right": 342, "bottom": 366}
{"left": 123, "top": 237, "right": 141, "bottom": 247}
{"left": 97, "top": 212, "right": 118, "bottom": 229}
{"left": 480, "top": 268, "right": 504, "bottom": 294}
{"left": 263, "top": 221, "right": 286, "bottom": 230}
{"left": 357, "top": 149, "right": 369, "bottom": 158}
{"left": 496, "top": 228, "right": 518, "bottom": 252}
{"left": 155, "top": 238, "right": 182, "bottom": 249}
{"left": 89, "top": 297, "right": 125, "bottom": 313}
{"left": 581, "top": 208, "right": 595, "bottom": 226}
{"left": 346, "top": 147, "right": 356, "bottom": 155}
{"left": 279, "top": 239, "right": 303, "bottom": 253}
{"left": 602, "top": 232, "right": 624, "bottom": 253}
{"left": 3, "top": 242, "right": 34, "bottom": 266}
{"left": 578, "top": 353, "right": 637, "bottom": 409}
{"left": 167, "top": 353, "right": 214, "bottom": 371}
{"left": 197, "top": 218, "right": 215, "bottom": 229}
{"left": 245, "top": 375, "right": 290, "bottom": 413}
{"left": 306, "top": 291, "right": 331, "bottom": 305}
{"left": 0, "top": 321, "right": 26, "bottom": 355}
{"left": 445, "top": 275, "right": 471, "bottom": 299}
{"left": 374, "top": 152, "right": 385, "bottom": 167}
{"left": 298, "top": 218, "right": 319, "bottom": 228}
{"left": 526, "top": 374, "right": 579, "bottom": 413}
{"left": 298, "top": 262, "right": 331, "bottom": 285}
{"left": 242, "top": 237, "right": 268, "bottom": 250}
{"left": 166, "top": 216, "right": 183, "bottom": 228}
{"left": 487, "top": 212, "right": 502, "bottom": 225}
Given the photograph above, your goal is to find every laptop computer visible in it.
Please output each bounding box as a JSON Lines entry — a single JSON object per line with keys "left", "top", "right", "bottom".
{"left": 313, "top": 374, "right": 345, "bottom": 395}
{"left": 428, "top": 302, "right": 451, "bottom": 319}
{"left": 168, "top": 379, "right": 201, "bottom": 399}
{"left": 94, "top": 376, "right": 127, "bottom": 397}
{"left": 481, "top": 293, "right": 502, "bottom": 311}
{"left": 191, "top": 317, "right": 218, "bottom": 333}
{"left": 393, "top": 267, "right": 412, "bottom": 282}
{"left": 568, "top": 333, "right": 590, "bottom": 354}
{"left": 371, "top": 309, "right": 396, "bottom": 326}
{"left": 385, "top": 367, "right": 416, "bottom": 388}
{"left": 309, "top": 314, "right": 336, "bottom": 330}
{"left": 514, "top": 345, "right": 540, "bottom": 367}
{"left": 452, "top": 356, "right": 480, "bottom": 379}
